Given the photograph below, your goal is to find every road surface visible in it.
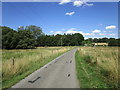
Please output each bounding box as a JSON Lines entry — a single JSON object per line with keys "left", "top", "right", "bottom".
{"left": 12, "top": 48, "right": 80, "bottom": 88}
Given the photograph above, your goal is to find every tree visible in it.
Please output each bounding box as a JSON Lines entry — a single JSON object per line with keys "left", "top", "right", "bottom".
{"left": 2, "top": 26, "right": 18, "bottom": 49}
{"left": 108, "top": 38, "right": 118, "bottom": 46}
{"left": 25, "top": 25, "right": 44, "bottom": 39}
{"left": 73, "top": 33, "right": 84, "bottom": 46}
{"left": 54, "top": 34, "right": 62, "bottom": 46}
{"left": 37, "top": 33, "right": 84, "bottom": 46}
{"left": 2, "top": 25, "right": 43, "bottom": 49}
{"left": 16, "top": 29, "right": 36, "bottom": 49}
{"left": 37, "top": 35, "right": 47, "bottom": 46}
{"left": 118, "top": 39, "right": 120, "bottom": 46}
{"left": 16, "top": 25, "right": 44, "bottom": 49}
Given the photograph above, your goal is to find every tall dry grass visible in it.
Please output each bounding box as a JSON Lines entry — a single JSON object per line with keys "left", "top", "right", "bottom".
{"left": 78, "top": 46, "right": 118, "bottom": 87}
{"left": 2, "top": 47, "right": 72, "bottom": 83}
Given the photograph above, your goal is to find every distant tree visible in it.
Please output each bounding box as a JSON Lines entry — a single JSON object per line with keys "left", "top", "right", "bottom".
{"left": 73, "top": 33, "right": 84, "bottom": 46}
{"left": 37, "top": 35, "right": 46, "bottom": 46}
{"left": 118, "top": 39, "right": 120, "bottom": 46}
{"left": 101, "top": 38, "right": 109, "bottom": 43}
{"left": 62, "top": 33, "right": 84, "bottom": 46}
{"left": 87, "top": 38, "right": 93, "bottom": 42}
{"left": 97, "top": 38, "right": 109, "bottom": 43}
{"left": 54, "top": 34, "right": 62, "bottom": 46}
{"left": 63, "top": 34, "right": 72, "bottom": 46}
{"left": 37, "top": 33, "right": 84, "bottom": 46}
{"left": 108, "top": 38, "right": 118, "bottom": 46}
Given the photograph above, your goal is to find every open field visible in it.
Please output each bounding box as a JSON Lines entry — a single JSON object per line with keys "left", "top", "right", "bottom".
{"left": 2, "top": 46, "right": 73, "bottom": 88}
{"left": 75, "top": 46, "right": 119, "bottom": 88}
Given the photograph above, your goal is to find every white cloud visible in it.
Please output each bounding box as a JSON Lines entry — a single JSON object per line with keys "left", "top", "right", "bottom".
{"left": 59, "top": 0, "right": 71, "bottom": 5}
{"left": 73, "top": 0, "right": 84, "bottom": 7}
{"left": 65, "top": 28, "right": 101, "bottom": 36}
{"left": 65, "top": 28, "right": 77, "bottom": 34}
{"left": 85, "top": 3, "right": 94, "bottom": 6}
{"left": 78, "top": 31, "right": 84, "bottom": 35}
{"left": 84, "top": 33, "right": 93, "bottom": 36}
{"left": 99, "top": 33, "right": 107, "bottom": 36}
{"left": 50, "top": 28, "right": 116, "bottom": 38}
{"left": 65, "top": 30, "right": 77, "bottom": 34}
{"left": 67, "top": 28, "right": 76, "bottom": 31}
{"left": 109, "top": 34, "right": 116, "bottom": 36}
{"left": 65, "top": 11, "right": 75, "bottom": 16}
{"left": 105, "top": 25, "right": 116, "bottom": 29}
{"left": 64, "top": 28, "right": 84, "bottom": 35}
{"left": 92, "top": 29, "right": 101, "bottom": 33}
{"left": 50, "top": 31, "right": 54, "bottom": 33}
{"left": 50, "top": 31, "right": 62, "bottom": 35}
{"left": 73, "top": 0, "right": 93, "bottom": 7}
{"left": 65, "top": 28, "right": 92, "bottom": 36}
{"left": 59, "top": 0, "right": 93, "bottom": 7}
{"left": 50, "top": 28, "right": 83, "bottom": 35}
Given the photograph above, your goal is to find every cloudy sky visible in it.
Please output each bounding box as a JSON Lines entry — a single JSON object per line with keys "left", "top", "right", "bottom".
{"left": 2, "top": 0, "right": 118, "bottom": 39}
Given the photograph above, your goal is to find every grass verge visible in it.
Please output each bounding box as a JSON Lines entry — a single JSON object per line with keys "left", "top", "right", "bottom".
{"left": 75, "top": 50, "right": 109, "bottom": 88}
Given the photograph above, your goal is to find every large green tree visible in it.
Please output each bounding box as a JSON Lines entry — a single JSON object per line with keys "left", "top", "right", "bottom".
{"left": 73, "top": 33, "right": 84, "bottom": 45}
{"left": 16, "top": 29, "right": 36, "bottom": 49}
{"left": 25, "top": 25, "right": 44, "bottom": 39}
{"left": 16, "top": 25, "right": 44, "bottom": 49}
{"left": 2, "top": 26, "right": 18, "bottom": 49}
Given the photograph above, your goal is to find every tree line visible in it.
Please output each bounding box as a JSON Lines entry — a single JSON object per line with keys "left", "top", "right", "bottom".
{"left": 1, "top": 25, "right": 84, "bottom": 49}
{"left": 1, "top": 25, "right": 119, "bottom": 49}
{"left": 83, "top": 38, "right": 120, "bottom": 46}
{"left": 1, "top": 25, "right": 43, "bottom": 49}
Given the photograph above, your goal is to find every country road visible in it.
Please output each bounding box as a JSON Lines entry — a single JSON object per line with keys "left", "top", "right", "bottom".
{"left": 12, "top": 48, "right": 80, "bottom": 88}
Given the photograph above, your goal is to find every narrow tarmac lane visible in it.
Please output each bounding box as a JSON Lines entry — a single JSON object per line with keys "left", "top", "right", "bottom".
{"left": 12, "top": 48, "right": 80, "bottom": 88}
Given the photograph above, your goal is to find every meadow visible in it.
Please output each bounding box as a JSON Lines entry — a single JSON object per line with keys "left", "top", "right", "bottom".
{"left": 2, "top": 46, "right": 73, "bottom": 88}
{"left": 75, "top": 46, "right": 119, "bottom": 88}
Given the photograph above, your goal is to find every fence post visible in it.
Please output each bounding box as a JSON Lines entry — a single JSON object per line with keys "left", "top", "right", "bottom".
{"left": 12, "top": 57, "right": 15, "bottom": 68}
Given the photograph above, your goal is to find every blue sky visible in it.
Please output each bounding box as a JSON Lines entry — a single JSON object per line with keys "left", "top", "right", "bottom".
{"left": 2, "top": 1, "right": 118, "bottom": 39}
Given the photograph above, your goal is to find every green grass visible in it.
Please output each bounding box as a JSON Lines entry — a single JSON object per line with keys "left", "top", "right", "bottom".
{"left": 75, "top": 50, "right": 109, "bottom": 88}
{"left": 2, "top": 47, "right": 73, "bottom": 89}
